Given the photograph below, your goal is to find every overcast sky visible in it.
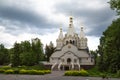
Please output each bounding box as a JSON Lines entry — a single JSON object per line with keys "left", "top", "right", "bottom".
{"left": 0, "top": 0, "right": 116, "bottom": 50}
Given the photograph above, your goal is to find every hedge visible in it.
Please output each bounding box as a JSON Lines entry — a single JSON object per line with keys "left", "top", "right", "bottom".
{"left": 4, "top": 69, "right": 14, "bottom": 74}
{"left": 65, "top": 69, "right": 89, "bottom": 76}
{"left": 0, "top": 67, "right": 51, "bottom": 75}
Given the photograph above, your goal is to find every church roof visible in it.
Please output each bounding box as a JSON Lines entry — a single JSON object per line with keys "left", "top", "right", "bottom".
{"left": 51, "top": 44, "right": 89, "bottom": 58}
{"left": 66, "top": 16, "right": 75, "bottom": 37}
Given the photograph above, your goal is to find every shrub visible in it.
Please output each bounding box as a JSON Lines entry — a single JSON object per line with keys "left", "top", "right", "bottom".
{"left": 19, "top": 69, "right": 49, "bottom": 75}
{"left": 19, "top": 69, "right": 28, "bottom": 74}
{"left": 36, "top": 70, "right": 45, "bottom": 75}
{"left": 0, "top": 69, "right": 5, "bottom": 73}
{"left": 43, "top": 70, "right": 51, "bottom": 74}
{"left": 27, "top": 70, "right": 44, "bottom": 75}
{"left": 0, "top": 66, "right": 11, "bottom": 70}
{"left": 117, "top": 70, "right": 120, "bottom": 77}
{"left": 65, "top": 69, "right": 89, "bottom": 76}
{"left": 4, "top": 69, "right": 14, "bottom": 74}
{"left": 13, "top": 69, "right": 19, "bottom": 74}
{"left": 79, "top": 69, "right": 89, "bottom": 76}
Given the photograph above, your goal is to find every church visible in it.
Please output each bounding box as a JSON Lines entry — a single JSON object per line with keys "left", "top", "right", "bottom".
{"left": 49, "top": 16, "right": 94, "bottom": 70}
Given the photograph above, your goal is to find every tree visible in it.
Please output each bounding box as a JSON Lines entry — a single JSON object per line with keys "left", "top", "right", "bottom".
{"left": 11, "top": 42, "right": 21, "bottom": 67}
{"left": 0, "top": 44, "right": 10, "bottom": 65}
{"left": 97, "top": 18, "right": 120, "bottom": 72}
{"left": 97, "top": 0, "right": 120, "bottom": 73}
{"left": 19, "top": 40, "right": 36, "bottom": 66}
{"left": 20, "top": 52, "right": 36, "bottom": 66}
{"left": 45, "top": 41, "right": 55, "bottom": 62}
{"left": 109, "top": 0, "right": 120, "bottom": 15}
{"left": 90, "top": 50, "right": 98, "bottom": 65}
{"left": 32, "top": 38, "right": 44, "bottom": 64}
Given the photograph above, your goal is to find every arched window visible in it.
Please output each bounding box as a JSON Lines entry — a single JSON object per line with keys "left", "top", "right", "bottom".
{"left": 73, "top": 40, "right": 75, "bottom": 45}
{"left": 70, "top": 40, "right": 72, "bottom": 44}
{"left": 66, "top": 41, "right": 68, "bottom": 44}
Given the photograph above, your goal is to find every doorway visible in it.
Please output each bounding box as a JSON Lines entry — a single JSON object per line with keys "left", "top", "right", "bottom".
{"left": 67, "top": 58, "right": 71, "bottom": 64}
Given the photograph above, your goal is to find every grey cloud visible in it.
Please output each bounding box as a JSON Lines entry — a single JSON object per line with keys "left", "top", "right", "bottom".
{"left": 0, "top": 5, "right": 58, "bottom": 35}
{"left": 55, "top": 1, "right": 116, "bottom": 37}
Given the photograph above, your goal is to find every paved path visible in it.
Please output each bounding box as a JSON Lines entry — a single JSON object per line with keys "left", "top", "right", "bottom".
{"left": 0, "top": 71, "right": 120, "bottom": 80}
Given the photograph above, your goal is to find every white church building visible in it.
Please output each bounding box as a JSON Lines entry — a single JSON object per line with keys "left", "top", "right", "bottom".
{"left": 49, "top": 16, "right": 94, "bottom": 70}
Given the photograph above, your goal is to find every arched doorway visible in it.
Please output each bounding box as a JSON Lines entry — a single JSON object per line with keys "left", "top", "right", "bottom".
{"left": 67, "top": 58, "right": 71, "bottom": 64}
{"left": 64, "top": 58, "right": 72, "bottom": 70}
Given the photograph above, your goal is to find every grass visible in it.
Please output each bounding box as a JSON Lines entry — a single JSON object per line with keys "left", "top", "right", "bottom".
{"left": 87, "top": 67, "right": 118, "bottom": 78}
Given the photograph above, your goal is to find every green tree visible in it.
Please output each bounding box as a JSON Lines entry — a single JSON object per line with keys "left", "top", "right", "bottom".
{"left": 20, "top": 52, "right": 36, "bottom": 66}
{"left": 0, "top": 44, "right": 10, "bottom": 65}
{"left": 98, "top": 18, "right": 120, "bottom": 72}
{"left": 32, "top": 38, "right": 44, "bottom": 64}
{"left": 90, "top": 50, "right": 98, "bottom": 65}
{"left": 109, "top": 0, "right": 120, "bottom": 15}
{"left": 45, "top": 41, "right": 55, "bottom": 62}
{"left": 97, "top": 0, "right": 120, "bottom": 73}
{"left": 19, "top": 40, "right": 36, "bottom": 66}
{"left": 11, "top": 42, "right": 21, "bottom": 67}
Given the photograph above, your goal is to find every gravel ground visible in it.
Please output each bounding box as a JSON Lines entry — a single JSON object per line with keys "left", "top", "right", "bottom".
{"left": 0, "top": 71, "right": 120, "bottom": 80}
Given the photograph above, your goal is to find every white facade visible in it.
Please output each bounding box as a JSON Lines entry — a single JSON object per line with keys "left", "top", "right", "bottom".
{"left": 50, "top": 16, "right": 94, "bottom": 70}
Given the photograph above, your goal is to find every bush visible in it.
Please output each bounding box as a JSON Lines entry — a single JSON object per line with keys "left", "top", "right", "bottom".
{"left": 0, "top": 69, "right": 5, "bottom": 73}
{"left": 0, "top": 66, "right": 11, "bottom": 70}
{"left": 80, "top": 69, "right": 89, "bottom": 76}
{"left": 43, "top": 70, "right": 51, "bottom": 74}
{"left": 35, "top": 70, "right": 45, "bottom": 75}
{"left": 4, "top": 69, "right": 14, "bottom": 74}
{"left": 117, "top": 70, "right": 120, "bottom": 77}
{"left": 27, "top": 70, "right": 44, "bottom": 75}
{"left": 19, "top": 69, "right": 51, "bottom": 75}
{"left": 19, "top": 69, "right": 28, "bottom": 74}
{"left": 65, "top": 69, "right": 89, "bottom": 76}
{"left": 13, "top": 69, "right": 19, "bottom": 74}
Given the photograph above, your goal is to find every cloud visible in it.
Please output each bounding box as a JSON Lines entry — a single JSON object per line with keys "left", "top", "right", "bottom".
{"left": 54, "top": 0, "right": 116, "bottom": 36}
{"left": 0, "top": 4, "right": 58, "bottom": 35}
{"left": 0, "top": 0, "right": 117, "bottom": 50}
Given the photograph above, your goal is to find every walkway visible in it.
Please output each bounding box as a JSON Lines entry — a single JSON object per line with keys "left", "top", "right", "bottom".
{"left": 0, "top": 71, "right": 119, "bottom": 80}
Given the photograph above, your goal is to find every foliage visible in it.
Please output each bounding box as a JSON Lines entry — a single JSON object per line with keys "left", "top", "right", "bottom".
{"left": 19, "top": 69, "right": 50, "bottom": 75}
{"left": 20, "top": 52, "right": 36, "bottom": 66}
{"left": 90, "top": 50, "right": 98, "bottom": 64}
{"left": 109, "top": 0, "right": 120, "bottom": 15}
{"left": 4, "top": 69, "right": 14, "bottom": 74}
{"left": 0, "top": 69, "right": 5, "bottom": 73}
{"left": 96, "top": 0, "right": 120, "bottom": 73}
{"left": 32, "top": 38, "right": 44, "bottom": 63}
{"left": 80, "top": 69, "right": 89, "bottom": 76}
{"left": 97, "top": 18, "right": 120, "bottom": 72}
{"left": 9, "top": 38, "right": 45, "bottom": 67}
{"left": 45, "top": 41, "right": 55, "bottom": 61}
{"left": 19, "top": 69, "right": 29, "bottom": 74}
{"left": 0, "top": 66, "right": 11, "bottom": 69}
{"left": 117, "top": 70, "right": 120, "bottom": 77}
{"left": 0, "top": 65, "right": 51, "bottom": 75}
{"left": 0, "top": 44, "right": 10, "bottom": 65}
{"left": 11, "top": 42, "right": 21, "bottom": 67}
{"left": 64, "top": 69, "right": 89, "bottom": 76}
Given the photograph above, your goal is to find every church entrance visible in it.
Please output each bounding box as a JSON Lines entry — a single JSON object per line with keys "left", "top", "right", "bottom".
{"left": 64, "top": 66, "right": 69, "bottom": 70}
{"left": 67, "top": 58, "right": 71, "bottom": 64}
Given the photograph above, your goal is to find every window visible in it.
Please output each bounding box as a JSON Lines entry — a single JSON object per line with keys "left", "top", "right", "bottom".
{"left": 70, "top": 40, "right": 72, "bottom": 44}
{"left": 73, "top": 40, "right": 75, "bottom": 45}
{"left": 66, "top": 41, "right": 68, "bottom": 44}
